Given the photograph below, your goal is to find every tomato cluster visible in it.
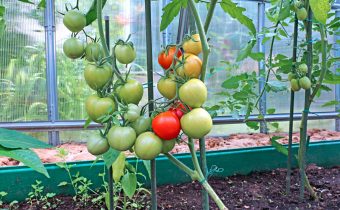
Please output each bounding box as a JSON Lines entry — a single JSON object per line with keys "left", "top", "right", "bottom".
{"left": 62, "top": 11, "right": 212, "bottom": 161}
{"left": 151, "top": 33, "right": 213, "bottom": 150}
{"left": 291, "top": 0, "right": 307, "bottom": 21}
{"left": 288, "top": 63, "right": 311, "bottom": 92}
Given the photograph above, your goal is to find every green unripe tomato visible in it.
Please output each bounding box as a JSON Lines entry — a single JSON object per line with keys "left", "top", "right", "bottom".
{"left": 290, "top": 79, "right": 301, "bottom": 92}
{"left": 84, "top": 64, "right": 112, "bottom": 90}
{"left": 180, "top": 108, "right": 213, "bottom": 139}
{"left": 108, "top": 126, "right": 136, "bottom": 151}
{"left": 288, "top": 72, "right": 296, "bottom": 81}
{"left": 299, "top": 76, "right": 311, "bottom": 90}
{"left": 157, "top": 77, "right": 176, "bottom": 100}
{"left": 63, "top": 38, "right": 84, "bottom": 59}
{"left": 124, "top": 104, "right": 141, "bottom": 123}
{"left": 134, "top": 132, "right": 163, "bottom": 160}
{"left": 63, "top": 10, "right": 86, "bottom": 33}
{"left": 297, "top": 8, "right": 307, "bottom": 20}
{"left": 293, "top": 0, "right": 304, "bottom": 11}
{"left": 179, "top": 79, "right": 207, "bottom": 108}
{"left": 298, "top": 63, "right": 308, "bottom": 75}
{"left": 85, "top": 43, "right": 103, "bottom": 62}
{"left": 85, "top": 95, "right": 115, "bottom": 123}
{"left": 131, "top": 116, "right": 152, "bottom": 135}
{"left": 116, "top": 78, "right": 144, "bottom": 105}
{"left": 87, "top": 136, "right": 109, "bottom": 156}
{"left": 114, "top": 42, "right": 136, "bottom": 64}
{"left": 161, "top": 139, "right": 176, "bottom": 153}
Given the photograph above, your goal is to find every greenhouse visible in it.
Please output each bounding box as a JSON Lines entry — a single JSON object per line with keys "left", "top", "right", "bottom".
{"left": 0, "top": 0, "right": 339, "bottom": 209}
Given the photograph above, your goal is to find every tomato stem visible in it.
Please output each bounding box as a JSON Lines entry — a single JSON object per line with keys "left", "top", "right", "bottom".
{"left": 96, "top": 0, "right": 125, "bottom": 83}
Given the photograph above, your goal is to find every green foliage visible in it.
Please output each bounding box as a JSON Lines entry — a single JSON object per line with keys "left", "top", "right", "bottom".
{"left": 102, "top": 148, "right": 120, "bottom": 169}
{"left": 0, "top": 128, "right": 51, "bottom": 149}
{"left": 310, "top": 0, "right": 331, "bottom": 24}
{"left": 26, "top": 180, "right": 58, "bottom": 209}
{"left": 85, "top": 0, "right": 107, "bottom": 26}
{"left": 121, "top": 173, "right": 137, "bottom": 199}
{"left": 160, "top": 0, "right": 188, "bottom": 31}
{"left": 219, "top": 0, "right": 256, "bottom": 35}
{"left": 0, "top": 129, "right": 49, "bottom": 178}
{"left": 0, "top": 5, "right": 6, "bottom": 37}
{"left": 270, "top": 136, "right": 288, "bottom": 156}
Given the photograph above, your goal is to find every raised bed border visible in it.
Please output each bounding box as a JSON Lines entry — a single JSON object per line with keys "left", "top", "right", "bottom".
{"left": 0, "top": 140, "right": 340, "bottom": 202}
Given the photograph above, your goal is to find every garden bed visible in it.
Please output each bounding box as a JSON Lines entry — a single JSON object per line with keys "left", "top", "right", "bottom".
{"left": 1, "top": 128, "right": 339, "bottom": 166}
{"left": 1, "top": 165, "right": 339, "bottom": 209}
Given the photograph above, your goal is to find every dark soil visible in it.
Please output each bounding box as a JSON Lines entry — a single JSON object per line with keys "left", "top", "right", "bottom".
{"left": 2, "top": 165, "right": 339, "bottom": 209}
{"left": 157, "top": 165, "right": 340, "bottom": 210}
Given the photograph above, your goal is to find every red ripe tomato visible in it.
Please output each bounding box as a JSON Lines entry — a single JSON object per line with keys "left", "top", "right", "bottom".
{"left": 158, "top": 46, "right": 182, "bottom": 70}
{"left": 169, "top": 102, "right": 190, "bottom": 120}
{"left": 152, "top": 111, "right": 181, "bottom": 140}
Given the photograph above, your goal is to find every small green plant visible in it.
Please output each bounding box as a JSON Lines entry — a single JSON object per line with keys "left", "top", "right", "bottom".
{"left": 26, "top": 180, "right": 57, "bottom": 209}
{"left": 0, "top": 191, "right": 8, "bottom": 206}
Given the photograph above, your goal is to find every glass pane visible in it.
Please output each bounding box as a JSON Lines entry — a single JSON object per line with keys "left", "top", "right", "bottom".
{"left": 0, "top": 1, "right": 47, "bottom": 122}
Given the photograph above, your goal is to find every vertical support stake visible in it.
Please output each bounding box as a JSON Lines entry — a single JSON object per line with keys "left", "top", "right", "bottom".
{"left": 145, "top": 1, "right": 157, "bottom": 209}
{"left": 44, "top": 0, "right": 59, "bottom": 145}
{"left": 335, "top": 10, "right": 340, "bottom": 131}
{"left": 258, "top": 2, "right": 267, "bottom": 133}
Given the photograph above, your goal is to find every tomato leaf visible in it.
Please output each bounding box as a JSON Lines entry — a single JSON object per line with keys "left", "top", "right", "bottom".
{"left": 267, "top": 108, "right": 276, "bottom": 114}
{"left": 102, "top": 148, "right": 120, "bottom": 169}
{"left": 321, "top": 100, "right": 340, "bottom": 107}
{"left": 310, "top": 0, "right": 331, "bottom": 25}
{"left": 142, "top": 160, "right": 151, "bottom": 179}
{"left": 85, "top": 0, "right": 107, "bottom": 26}
{"left": 38, "top": 0, "right": 46, "bottom": 8}
{"left": 0, "top": 146, "right": 49, "bottom": 178}
{"left": 160, "top": 0, "right": 187, "bottom": 32}
{"left": 111, "top": 153, "right": 126, "bottom": 183}
{"left": 121, "top": 173, "right": 137, "bottom": 199}
{"left": 17, "top": 0, "right": 35, "bottom": 4}
{"left": 0, "top": 128, "right": 52, "bottom": 149}
{"left": 246, "top": 121, "right": 259, "bottom": 130}
{"left": 236, "top": 39, "right": 256, "bottom": 62}
{"left": 221, "top": 74, "right": 247, "bottom": 89}
{"left": 220, "top": 0, "right": 256, "bottom": 35}
{"left": 270, "top": 136, "right": 288, "bottom": 156}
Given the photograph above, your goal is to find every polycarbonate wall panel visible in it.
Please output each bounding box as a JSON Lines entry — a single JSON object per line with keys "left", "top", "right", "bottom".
{"left": 0, "top": 1, "right": 47, "bottom": 122}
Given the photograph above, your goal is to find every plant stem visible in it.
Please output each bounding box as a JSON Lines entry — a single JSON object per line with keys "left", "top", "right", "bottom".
{"left": 203, "top": 0, "right": 218, "bottom": 33}
{"left": 96, "top": 0, "right": 124, "bottom": 83}
{"left": 298, "top": 6, "right": 317, "bottom": 200}
{"left": 164, "top": 153, "right": 197, "bottom": 179}
{"left": 187, "top": 138, "right": 227, "bottom": 210}
{"left": 286, "top": 15, "right": 298, "bottom": 195}
{"left": 187, "top": 0, "right": 210, "bottom": 82}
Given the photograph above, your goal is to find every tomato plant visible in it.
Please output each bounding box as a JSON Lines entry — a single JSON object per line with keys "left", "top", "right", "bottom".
{"left": 157, "top": 76, "right": 176, "bottom": 100}
{"left": 85, "top": 95, "right": 115, "bottom": 123}
{"left": 123, "top": 104, "right": 141, "bottom": 122}
{"left": 131, "top": 116, "right": 152, "bottom": 135}
{"left": 116, "top": 78, "right": 144, "bottom": 105}
{"left": 85, "top": 42, "right": 103, "bottom": 62}
{"left": 179, "top": 79, "right": 207, "bottom": 108}
{"left": 87, "top": 136, "right": 110, "bottom": 155}
{"left": 134, "top": 132, "right": 163, "bottom": 160}
{"left": 84, "top": 63, "right": 112, "bottom": 90}
{"left": 180, "top": 108, "right": 212, "bottom": 139}
{"left": 63, "top": 10, "right": 86, "bottom": 33}
{"left": 107, "top": 126, "right": 136, "bottom": 151}
{"left": 63, "top": 37, "right": 84, "bottom": 59}
{"left": 114, "top": 41, "right": 136, "bottom": 64}
{"left": 161, "top": 139, "right": 176, "bottom": 153}
{"left": 176, "top": 53, "right": 202, "bottom": 78}
{"left": 158, "top": 46, "right": 182, "bottom": 70}
{"left": 182, "top": 34, "right": 202, "bottom": 55}
{"left": 152, "top": 111, "right": 180, "bottom": 140}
